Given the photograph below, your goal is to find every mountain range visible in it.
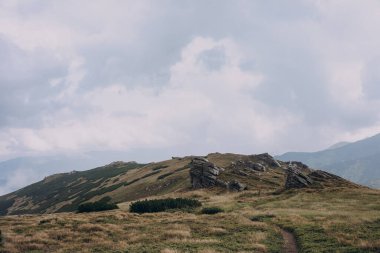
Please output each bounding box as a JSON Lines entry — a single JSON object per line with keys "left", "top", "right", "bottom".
{"left": 276, "top": 133, "right": 380, "bottom": 188}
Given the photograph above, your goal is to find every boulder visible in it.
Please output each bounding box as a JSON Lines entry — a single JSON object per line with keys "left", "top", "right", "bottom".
{"left": 189, "top": 157, "right": 221, "bottom": 188}
{"left": 251, "top": 153, "right": 281, "bottom": 168}
{"left": 285, "top": 166, "right": 313, "bottom": 189}
{"left": 189, "top": 158, "right": 247, "bottom": 191}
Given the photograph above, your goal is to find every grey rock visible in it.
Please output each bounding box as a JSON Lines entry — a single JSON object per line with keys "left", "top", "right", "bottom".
{"left": 285, "top": 166, "right": 313, "bottom": 189}
{"left": 189, "top": 157, "right": 221, "bottom": 188}
{"left": 251, "top": 153, "right": 281, "bottom": 167}
{"left": 231, "top": 160, "right": 266, "bottom": 172}
{"left": 309, "top": 170, "right": 343, "bottom": 181}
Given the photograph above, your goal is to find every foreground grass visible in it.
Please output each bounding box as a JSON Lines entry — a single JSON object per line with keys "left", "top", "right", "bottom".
{"left": 0, "top": 209, "right": 281, "bottom": 253}
{"left": 0, "top": 187, "right": 379, "bottom": 252}
{"left": 247, "top": 187, "right": 380, "bottom": 252}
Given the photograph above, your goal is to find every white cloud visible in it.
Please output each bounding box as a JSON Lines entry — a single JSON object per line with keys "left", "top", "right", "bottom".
{"left": 0, "top": 37, "right": 298, "bottom": 158}
{"left": 1, "top": 0, "right": 380, "bottom": 163}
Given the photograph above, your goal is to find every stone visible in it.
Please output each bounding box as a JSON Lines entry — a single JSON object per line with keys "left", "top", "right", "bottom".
{"left": 250, "top": 153, "right": 281, "bottom": 167}
{"left": 285, "top": 166, "right": 313, "bottom": 189}
{"left": 189, "top": 157, "right": 221, "bottom": 188}
{"left": 309, "top": 170, "right": 343, "bottom": 181}
{"left": 231, "top": 160, "right": 266, "bottom": 172}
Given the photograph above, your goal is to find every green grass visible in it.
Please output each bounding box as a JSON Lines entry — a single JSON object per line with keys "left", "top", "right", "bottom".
{"left": 2, "top": 162, "right": 145, "bottom": 215}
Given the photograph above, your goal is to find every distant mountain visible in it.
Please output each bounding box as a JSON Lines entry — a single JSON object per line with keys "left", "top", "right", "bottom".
{"left": 327, "top": 141, "right": 350, "bottom": 150}
{"left": 276, "top": 133, "right": 380, "bottom": 188}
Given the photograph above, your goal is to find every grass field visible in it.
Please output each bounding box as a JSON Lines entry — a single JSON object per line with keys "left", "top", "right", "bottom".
{"left": 0, "top": 187, "right": 379, "bottom": 253}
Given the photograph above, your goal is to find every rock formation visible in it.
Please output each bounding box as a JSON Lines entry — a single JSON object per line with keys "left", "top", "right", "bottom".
{"left": 231, "top": 160, "right": 267, "bottom": 172}
{"left": 285, "top": 166, "right": 313, "bottom": 189}
{"left": 252, "top": 153, "right": 281, "bottom": 168}
{"left": 189, "top": 157, "right": 246, "bottom": 191}
{"left": 309, "top": 170, "right": 342, "bottom": 180}
{"left": 189, "top": 157, "right": 222, "bottom": 188}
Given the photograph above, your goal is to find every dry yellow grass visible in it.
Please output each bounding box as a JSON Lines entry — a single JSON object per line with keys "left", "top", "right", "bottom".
{"left": 0, "top": 182, "right": 379, "bottom": 252}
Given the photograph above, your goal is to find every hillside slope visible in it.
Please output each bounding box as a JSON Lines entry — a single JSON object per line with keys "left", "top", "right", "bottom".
{"left": 0, "top": 153, "right": 358, "bottom": 216}
{"left": 0, "top": 150, "right": 159, "bottom": 195}
{"left": 276, "top": 133, "right": 380, "bottom": 188}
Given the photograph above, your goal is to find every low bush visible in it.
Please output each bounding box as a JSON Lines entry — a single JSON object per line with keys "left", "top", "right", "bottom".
{"left": 77, "top": 200, "right": 118, "bottom": 213}
{"left": 130, "top": 198, "right": 201, "bottom": 213}
{"left": 201, "top": 207, "right": 224, "bottom": 215}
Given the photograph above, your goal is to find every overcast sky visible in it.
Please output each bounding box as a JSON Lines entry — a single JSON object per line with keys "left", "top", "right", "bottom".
{"left": 1, "top": 0, "right": 380, "bottom": 162}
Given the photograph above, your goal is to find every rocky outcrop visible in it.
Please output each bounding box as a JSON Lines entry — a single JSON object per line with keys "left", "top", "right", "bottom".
{"left": 285, "top": 167, "right": 313, "bottom": 189}
{"left": 189, "top": 157, "right": 246, "bottom": 191}
{"left": 189, "top": 157, "right": 223, "bottom": 188}
{"left": 250, "top": 153, "right": 281, "bottom": 168}
{"left": 309, "top": 170, "right": 342, "bottom": 180}
{"left": 231, "top": 160, "right": 267, "bottom": 172}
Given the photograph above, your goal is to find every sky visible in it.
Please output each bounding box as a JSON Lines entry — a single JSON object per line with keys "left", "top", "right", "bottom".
{"left": 1, "top": 0, "right": 380, "bottom": 163}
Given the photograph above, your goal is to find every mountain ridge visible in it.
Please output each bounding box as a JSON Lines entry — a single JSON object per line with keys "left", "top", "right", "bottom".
{"left": 0, "top": 152, "right": 359, "bottom": 216}
{"left": 276, "top": 133, "right": 380, "bottom": 188}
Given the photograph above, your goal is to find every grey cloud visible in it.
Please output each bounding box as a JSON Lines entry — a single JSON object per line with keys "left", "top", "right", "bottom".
{"left": 0, "top": 0, "right": 380, "bottom": 162}
{"left": 362, "top": 57, "right": 380, "bottom": 100}
{"left": 0, "top": 37, "right": 67, "bottom": 128}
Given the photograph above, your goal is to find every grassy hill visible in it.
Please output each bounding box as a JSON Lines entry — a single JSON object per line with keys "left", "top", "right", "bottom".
{"left": 0, "top": 153, "right": 379, "bottom": 252}
{"left": 0, "top": 180, "right": 379, "bottom": 252}
{"left": 276, "top": 133, "right": 380, "bottom": 188}
{"left": 0, "top": 153, "right": 287, "bottom": 216}
{"left": 0, "top": 152, "right": 356, "bottom": 216}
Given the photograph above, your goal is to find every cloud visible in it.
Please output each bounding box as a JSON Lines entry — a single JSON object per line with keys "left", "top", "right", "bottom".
{"left": 1, "top": 0, "right": 380, "bottom": 162}
{"left": 0, "top": 167, "right": 40, "bottom": 195}
{"left": 0, "top": 37, "right": 298, "bottom": 158}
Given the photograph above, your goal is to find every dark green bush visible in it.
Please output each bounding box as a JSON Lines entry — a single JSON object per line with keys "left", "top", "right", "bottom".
{"left": 0, "top": 230, "right": 3, "bottom": 246}
{"left": 77, "top": 200, "right": 118, "bottom": 213}
{"left": 201, "top": 206, "right": 224, "bottom": 215}
{"left": 129, "top": 198, "right": 201, "bottom": 213}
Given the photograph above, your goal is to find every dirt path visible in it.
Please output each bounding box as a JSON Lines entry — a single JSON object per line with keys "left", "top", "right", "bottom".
{"left": 279, "top": 228, "right": 298, "bottom": 253}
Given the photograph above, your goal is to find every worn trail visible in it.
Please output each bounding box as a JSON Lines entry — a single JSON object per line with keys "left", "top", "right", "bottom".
{"left": 279, "top": 228, "right": 298, "bottom": 253}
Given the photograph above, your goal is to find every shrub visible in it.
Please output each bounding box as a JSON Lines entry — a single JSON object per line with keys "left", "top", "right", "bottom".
{"left": 201, "top": 207, "right": 224, "bottom": 215}
{"left": 77, "top": 200, "right": 118, "bottom": 213}
{"left": 129, "top": 198, "right": 201, "bottom": 213}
